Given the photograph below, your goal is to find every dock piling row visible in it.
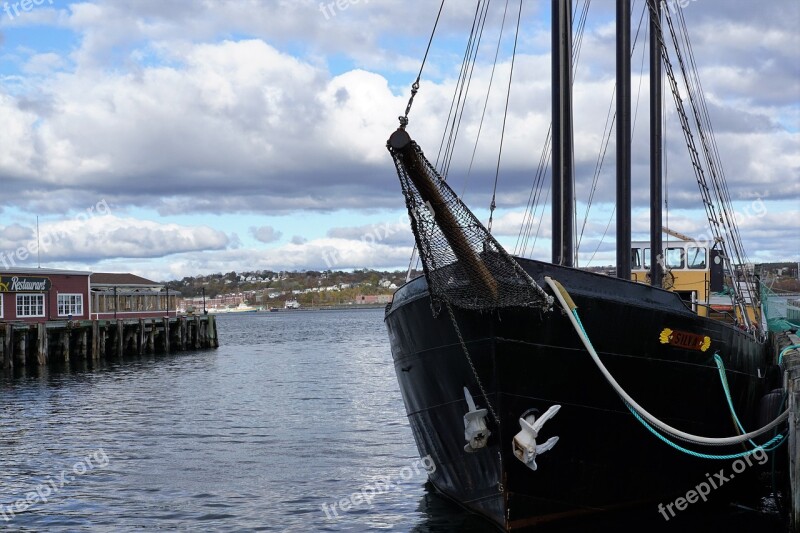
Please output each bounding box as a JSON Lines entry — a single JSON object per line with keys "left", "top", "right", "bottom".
{"left": 0, "top": 315, "right": 218, "bottom": 369}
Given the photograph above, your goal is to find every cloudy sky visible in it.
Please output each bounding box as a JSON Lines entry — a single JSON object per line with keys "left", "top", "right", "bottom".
{"left": 0, "top": 0, "right": 797, "bottom": 281}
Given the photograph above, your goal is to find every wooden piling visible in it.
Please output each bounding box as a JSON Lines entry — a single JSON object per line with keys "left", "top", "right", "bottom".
{"left": 15, "top": 328, "right": 26, "bottom": 368}
{"left": 208, "top": 315, "right": 218, "bottom": 348}
{"left": 193, "top": 315, "right": 200, "bottom": 349}
{"left": 60, "top": 329, "right": 70, "bottom": 363}
{"left": 91, "top": 320, "right": 99, "bottom": 361}
{"left": 3, "top": 323, "right": 12, "bottom": 370}
{"left": 146, "top": 320, "right": 155, "bottom": 353}
{"left": 78, "top": 329, "right": 87, "bottom": 361}
{"left": 36, "top": 324, "right": 47, "bottom": 366}
{"left": 137, "top": 319, "right": 145, "bottom": 355}
{"left": 785, "top": 333, "right": 800, "bottom": 532}
{"left": 177, "top": 317, "right": 185, "bottom": 351}
{"left": 116, "top": 319, "right": 124, "bottom": 358}
{"left": 162, "top": 317, "right": 170, "bottom": 354}
{"left": 99, "top": 323, "right": 107, "bottom": 358}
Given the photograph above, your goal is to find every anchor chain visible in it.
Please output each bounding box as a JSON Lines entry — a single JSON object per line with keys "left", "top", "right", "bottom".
{"left": 444, "top": 300, "right": 499, "bottom": 426}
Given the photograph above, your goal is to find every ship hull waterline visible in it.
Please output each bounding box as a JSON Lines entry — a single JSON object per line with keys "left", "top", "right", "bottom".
{"left": 384, "top": 257, "right": 768, "bottom": 530}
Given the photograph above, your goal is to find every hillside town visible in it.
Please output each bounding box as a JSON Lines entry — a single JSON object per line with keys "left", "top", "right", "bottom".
{"left": 169, "top": 269, "right": 416, "bottom": 312}
{"left": 166, "top": 263, "right": 800, "bottom": 313}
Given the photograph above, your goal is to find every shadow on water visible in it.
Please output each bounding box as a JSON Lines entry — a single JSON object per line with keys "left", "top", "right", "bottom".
{"left": 1, "top": 348, "right": 218, "bottom": 384}
{"left": 410, "top": 481, "right": 791, "bottom": 533}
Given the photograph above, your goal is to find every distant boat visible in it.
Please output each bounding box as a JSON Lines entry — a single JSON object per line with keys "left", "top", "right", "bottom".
{"left": 209, "top": 303, "right": 257, "bottom": 314}
{"left": 228, "top": 303, "right": 258, "bottom": 313}
{"left": 284, "top": 300, "right": 300, "bottom": 310}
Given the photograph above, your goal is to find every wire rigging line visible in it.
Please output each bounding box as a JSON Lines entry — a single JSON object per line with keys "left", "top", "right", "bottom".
{"left": 576, "top": 0, "right": 646, "bottom": 258}
{"left": 435, "top": 0, "right": 492, "bottom": 177}
{"left": 515, "top": 0, "right": 593, "bottom": 258}
{"left": 400, "top": 0, "right": 447, "bottom": 128}
{"left": 461, "top": 0, "right": 512, "bottom": 201}
{"left": 657, "top": 2, "right": 760, "bottom": 335}
{"left": 488, "top": 0, "right": 523, "bottom": 233}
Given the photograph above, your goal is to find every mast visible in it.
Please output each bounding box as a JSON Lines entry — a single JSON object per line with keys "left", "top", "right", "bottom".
{"left": 551, "top": 0, "right": 574, "bottom": 267}
{"left": 649, "top": 0, "right": 663, "bottom": 287}
{"left": 616, "top": 0, "right": 631, "bottom": 279}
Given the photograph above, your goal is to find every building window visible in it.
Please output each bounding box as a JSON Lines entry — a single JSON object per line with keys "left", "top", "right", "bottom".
{"left": 0, "top": 294, "right": 3, "bottom": 318}
{"left": 17, "top": 294, "right": 45, "bottom": 318}
{"left": 58, "top": 294, "right": 84, "bottom": 317}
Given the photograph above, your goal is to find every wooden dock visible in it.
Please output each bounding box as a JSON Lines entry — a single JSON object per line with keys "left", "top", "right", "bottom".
{"left": 781, "top": 331, "right": 800, "bottom": 532}
{"left": 1, "top": 315, "right": 218, "bottom": 369}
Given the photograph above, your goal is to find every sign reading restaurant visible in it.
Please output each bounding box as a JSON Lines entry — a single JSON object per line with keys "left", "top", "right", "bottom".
{"left": 0, "top": 276, "right": 52, "bottom": 292}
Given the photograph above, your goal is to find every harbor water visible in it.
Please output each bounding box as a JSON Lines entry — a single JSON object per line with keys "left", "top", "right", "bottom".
{"left": 0, "top": 309, "right": 789, "bottom": 532}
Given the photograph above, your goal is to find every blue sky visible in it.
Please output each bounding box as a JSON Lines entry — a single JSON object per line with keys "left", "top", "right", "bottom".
{"left": 0, "top": 0, "right": 797, "bottom": 281}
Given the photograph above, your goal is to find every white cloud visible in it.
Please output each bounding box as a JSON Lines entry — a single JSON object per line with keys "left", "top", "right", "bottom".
{"left": 0, "top": 0, "right": 796, "bottom": 277}
{"left": 250, "top": 225, "right": 282, "bottom": 243}
{"left": 0, "top": 214, "right": 229, "bottom": 267}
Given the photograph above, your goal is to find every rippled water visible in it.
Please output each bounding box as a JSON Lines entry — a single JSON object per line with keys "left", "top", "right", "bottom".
{"left": 0, "top": 309, "right": 789, "bottom": 532}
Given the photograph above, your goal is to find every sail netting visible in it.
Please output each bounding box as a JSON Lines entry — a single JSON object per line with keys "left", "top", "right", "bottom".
{"left": 387, "top": 129, "right": 552, "bottom": 312}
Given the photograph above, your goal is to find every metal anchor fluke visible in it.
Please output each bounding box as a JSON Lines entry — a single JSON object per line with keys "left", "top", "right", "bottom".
{"left": 463, "top": 387, "right": 491, "bottom": 452}
{"left": 512, "top": 405, "right": 561, "bottom": 470}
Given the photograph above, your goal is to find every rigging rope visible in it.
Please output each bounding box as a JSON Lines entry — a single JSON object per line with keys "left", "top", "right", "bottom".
{"left": 399, "top": 0, "right": 446, "bottom": 129}
{"left": 487, "top": 0, "right": 523, "bottom": 233}
{"left": 577, "top": 0, "right": 646, "bottom": 258}
{"left": 461, "top": 0, "right": 511, "bottom": 200}
{"left": 435, "top": 0, "right": 491, "bottom": 177}
{"left": 657, "top": 2, "right": 761, "bottom": 336}
{"left": 514, "top": 0, "right": 593, "bottom": 258}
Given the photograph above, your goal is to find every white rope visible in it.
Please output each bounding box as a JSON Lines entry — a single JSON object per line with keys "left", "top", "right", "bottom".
{"left": 544, "top": 276, "right": 789, "bottom": 447}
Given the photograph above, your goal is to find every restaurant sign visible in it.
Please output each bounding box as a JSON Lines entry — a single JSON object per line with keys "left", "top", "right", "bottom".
{"left": 0, "top": 276, "right": 52, "bottom": 292}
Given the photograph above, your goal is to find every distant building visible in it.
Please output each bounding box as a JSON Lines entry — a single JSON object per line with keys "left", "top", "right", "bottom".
{"left": 0, "top": 269, "right": 180, "bottom": 323}
{"left": 355, "top": 294, "right": 393, "bottom": 305}
{"left": 0, "top": 268, "right": 91, "bottom": 323}
{"left": 757, "top": 262, "right": 799, "bottom": 279}
{"left": 90, "top": 273, "right": 180, "bottom": 319}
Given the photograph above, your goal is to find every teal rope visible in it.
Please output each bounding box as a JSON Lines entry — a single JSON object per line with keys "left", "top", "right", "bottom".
{"left": 713, "top": 353, "right": 758, "bottom": 449}
{"left": 778, "top": 343, "right": 800, "bottom": 366}
{"left": 627, "top": 403, "right": 787, "bottom": 460}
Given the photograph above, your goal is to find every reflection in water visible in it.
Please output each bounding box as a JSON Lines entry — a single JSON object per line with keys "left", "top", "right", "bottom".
{"left": 0, "top": 310, "right": 789, "bottom": 532}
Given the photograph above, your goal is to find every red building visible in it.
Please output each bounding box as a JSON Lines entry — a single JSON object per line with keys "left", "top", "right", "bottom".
{"left": 0, "top": 268, "right": 91, "bottom": 323}
{"left": 0, "top": 269, "right": 180, "bottom": 323}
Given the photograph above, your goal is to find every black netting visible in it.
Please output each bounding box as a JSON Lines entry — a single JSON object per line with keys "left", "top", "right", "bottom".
{"left": 387, "top": 129, "right": 553, "bottom": 312}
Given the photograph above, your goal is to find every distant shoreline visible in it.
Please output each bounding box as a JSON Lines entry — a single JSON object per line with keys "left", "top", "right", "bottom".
{"left": 271, "top": 304, "right": 387, "bottom": 312}
{"left": 206, "top": 304, "right": 387, "bottom": 315}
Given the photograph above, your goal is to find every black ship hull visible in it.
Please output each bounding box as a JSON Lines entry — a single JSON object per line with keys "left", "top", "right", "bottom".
{"left": 385, "top": 258, "right": 768, "bottom": 530}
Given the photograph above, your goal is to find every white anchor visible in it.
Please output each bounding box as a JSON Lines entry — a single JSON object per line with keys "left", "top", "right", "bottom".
{"left": 512, "top": 405, "right": 561, "bottom": 471}
{"left": 463, "top": 387, "right": 491, "bottom": 452}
